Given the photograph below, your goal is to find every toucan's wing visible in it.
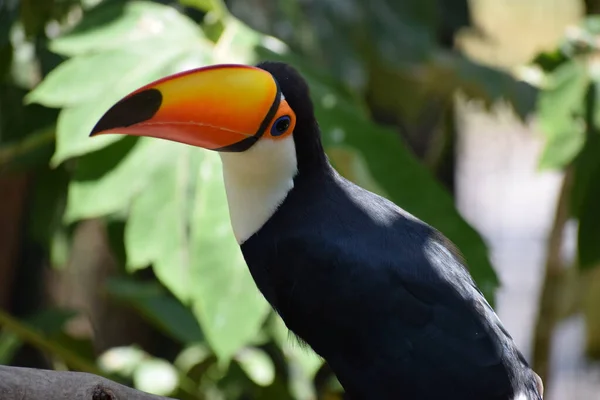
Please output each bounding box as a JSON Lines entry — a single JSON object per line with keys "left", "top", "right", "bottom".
{"left": 268, "top": 231, "right": 532, "bottom": 400}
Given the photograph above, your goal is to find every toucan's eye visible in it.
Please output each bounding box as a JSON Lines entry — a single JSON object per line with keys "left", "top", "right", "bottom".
{"left": 271, "top": 115, "right": 291, "bottom": 136}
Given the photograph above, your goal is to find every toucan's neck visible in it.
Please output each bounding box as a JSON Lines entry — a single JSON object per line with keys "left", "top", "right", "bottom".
{"left": 220, "top": 136, "right": 297, "bottom": 244}
{"left": 220, "top": 118, "right": 328, "bottom": 244}
{"left": 220, "top": 125, "right": 328, "bottom": 244}
{"left": 293, "top": 119, "right": 328, "bottom": 173}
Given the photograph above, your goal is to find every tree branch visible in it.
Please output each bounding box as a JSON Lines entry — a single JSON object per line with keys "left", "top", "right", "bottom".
{"left": 531, "top": 168, "right": 573, "bottom": 384}
{"left": 0, "top": 366, "right": 177, "bottom": 400}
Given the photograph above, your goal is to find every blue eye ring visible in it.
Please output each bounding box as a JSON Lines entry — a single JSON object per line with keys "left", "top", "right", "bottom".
{"left": 271, "top": 115, "right": 291, "bottom": 136}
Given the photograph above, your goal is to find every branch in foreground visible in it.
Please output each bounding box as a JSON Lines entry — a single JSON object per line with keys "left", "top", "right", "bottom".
{"left": 0, "top": 366, "right": 177, "bottom": 400}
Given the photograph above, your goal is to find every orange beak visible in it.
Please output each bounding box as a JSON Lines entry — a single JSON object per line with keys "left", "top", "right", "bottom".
{"left": 90, "top": 64, "right": 282, "bottom": 152}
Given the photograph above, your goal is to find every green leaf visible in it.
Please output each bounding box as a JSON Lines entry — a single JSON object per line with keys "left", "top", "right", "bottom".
{"left": 49, "top": 45, "right": 205, "bottom": 165}
{"left": 212, "top": 17, "right": 263, "bottom": 64}
{"left": 190, "top": 152, "right": 270, "bottom": 362}
{"left": 537, "top": 60, "right": 589, "bottom": 169}
{"left": 53, "top": 101, "right": 123, "bottom": 166}
{"left": 27, "top": 1, "right": 212, "bottom": 165}
{"left": 122, "top": 145, "right": 268, "bottom": 360}
{"left": 133, "top": 358, "right": 179, "bottom": 396}
{"left": 428, "top": 52, "right": 537, "bottom": 120}
{"left": 65, "top": 137, "right": 172, "bottom": 222}
{"left": 125, "top": 143, "right": 197, "bottom": 291}
{"left": 0, "top": 331, "right": 21, "bottom": 364}
{"left": 26, "top": 50, "right": 153, "bottom": 108}
{"left": 105, "top": 277, "right": 204, "bottom": 344}
{"left": 235, "top": 347, "right": 275, "bottom": 387}
{"left": 51, "top": 1, "right": 203, "bottom": 56}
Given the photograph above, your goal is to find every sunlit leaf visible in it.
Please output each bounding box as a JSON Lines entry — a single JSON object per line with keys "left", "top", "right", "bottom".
{"left": 26, "top": 50, "right": 153, "bottom": 108}
{"left": 51, "top": 1, "right": 202, "bottom": 56}
{"left": 212, "top": 17, "right": 263, "bottom": 64}
{"left": 25, "top": 1, "right": 212, "bottom": 165}
{"left": 126, "top": 143, "right": 198, "bottom": 297}
{"left": 53, "top": 101, "right": 123, "bottom": 165}
{"left": 133, "top": 358, "right": 179, "bottom": 396}
{"left": 49, "top": 44, "right": 205, "bottom": 165}
{"left": 537, "top": 60, "right": 589, "bottom": 169}
{"left": 119, "top": 146, "right": 268, "bottom": 363}
{"left": 190, "top": 152, "right": 270, "bottom": 362}
{"left": 65, "top": 137, "right": 172, "bottom": 223}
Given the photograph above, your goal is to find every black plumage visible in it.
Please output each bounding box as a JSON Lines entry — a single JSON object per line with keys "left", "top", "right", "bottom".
{"left": 240, "top": 62, "right": 543, "bottom": 400}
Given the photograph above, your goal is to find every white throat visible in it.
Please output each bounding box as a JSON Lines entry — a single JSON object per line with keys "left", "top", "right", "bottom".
{"left": 220, "top": 136, "right": 298, "bottom": 244}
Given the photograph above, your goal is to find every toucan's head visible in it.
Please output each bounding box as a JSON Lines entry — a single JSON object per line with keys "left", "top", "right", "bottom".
{"left": 90, "top": 61, "right": 324, "bottom": 175}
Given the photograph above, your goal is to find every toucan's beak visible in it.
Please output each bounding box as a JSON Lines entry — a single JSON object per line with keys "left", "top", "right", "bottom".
{"left": 90, "top": 64, "right": 281, "bottom": 152}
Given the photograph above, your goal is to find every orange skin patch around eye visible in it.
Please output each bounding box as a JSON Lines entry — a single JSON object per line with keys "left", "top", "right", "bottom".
{"left": 264, "top": 99, "right": 297, "bottom": 140}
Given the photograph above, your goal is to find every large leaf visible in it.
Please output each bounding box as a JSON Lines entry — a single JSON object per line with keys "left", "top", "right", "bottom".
{"left": 65, "top": 137, "right": 173, "bottom": 222}
{"left": 537, "top": 59, "right": 589, "bottom": 169}
{"left": 26, "top": 50, "right": 158, "bottom": 108}
{"left": 25, "top": 1, "right": 211, "bottom": 165}
{"left": 212, "top": 17, "right": 263, "bottom": 64}
{"left": 50, "top": 1, "right": 204, "bottom": 56}
{"left": 125, "top": 142, "right": 198, "bottom": 296}
{"left": 50, "top": 44, "right": 207, "bottom": 164}
{"left": 121, "top": 146, "right": 268, "bottom": 361}
{"left": 190, "top": 152, "right": 270, "bottom": 362}
{"left": 44, "top": 3, "right": 272, "bottom": 364}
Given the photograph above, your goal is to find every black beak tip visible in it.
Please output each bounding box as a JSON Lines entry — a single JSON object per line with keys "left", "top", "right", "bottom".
{"left": 89, "top": 88, "right": 163, "bottom": 137}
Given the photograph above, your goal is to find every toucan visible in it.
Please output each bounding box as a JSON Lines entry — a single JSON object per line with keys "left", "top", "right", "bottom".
{"left": 90, "top": 61, "right": 544, "bottom": 400}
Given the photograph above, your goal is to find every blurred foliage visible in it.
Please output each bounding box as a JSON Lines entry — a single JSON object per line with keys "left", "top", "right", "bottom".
{"left": 0, "top": 0, "right": 587, "bottom": 398}
{"left": 532, "top": 16, "right": 600, "bottom": 270}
